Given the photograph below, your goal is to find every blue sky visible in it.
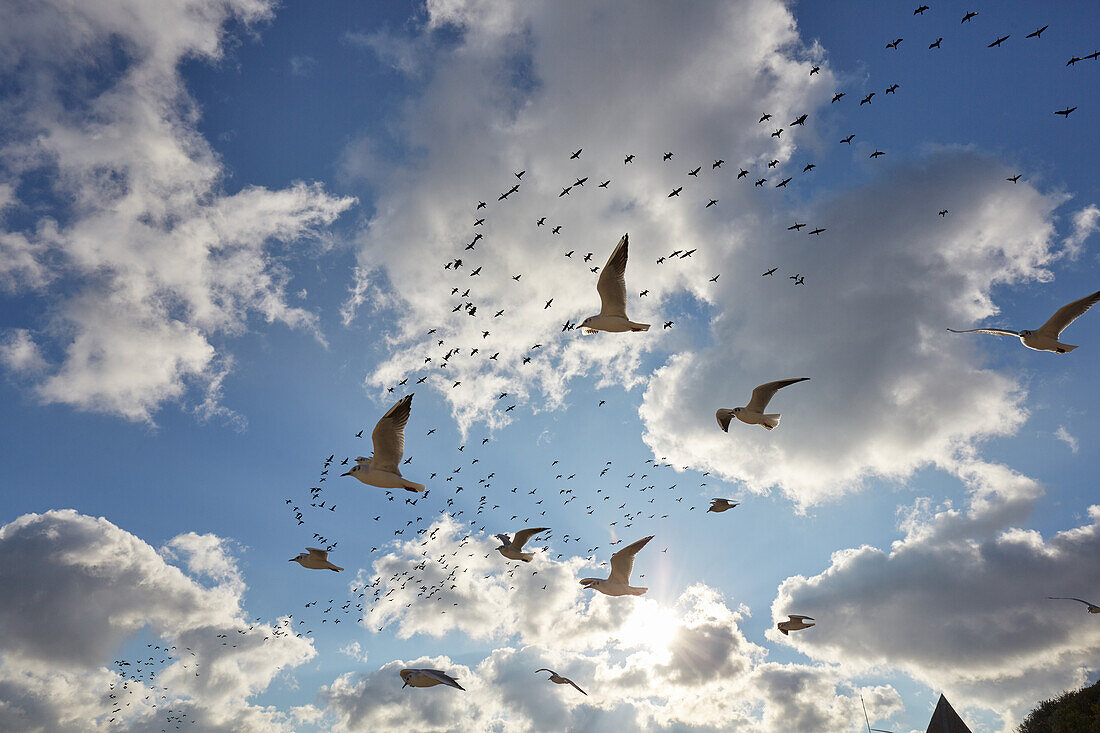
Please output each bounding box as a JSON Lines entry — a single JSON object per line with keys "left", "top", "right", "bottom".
{"left": 1, "top": 1, "right": 1099, "bottom": 731}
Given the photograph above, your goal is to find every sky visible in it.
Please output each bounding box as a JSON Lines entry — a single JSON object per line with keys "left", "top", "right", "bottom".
{"left": 1, "top": 1, "right": 1099, "bottom": 731}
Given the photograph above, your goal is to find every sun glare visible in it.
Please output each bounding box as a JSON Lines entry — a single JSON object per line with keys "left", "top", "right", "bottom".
{"left": 620, "top": 602, "right": 680, "bottom": 656}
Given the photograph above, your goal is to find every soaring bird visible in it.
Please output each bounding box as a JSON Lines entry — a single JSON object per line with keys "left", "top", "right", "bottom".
{"left": 400, "top": 669, "right": 465, "bottom": 690}
{"left": 831, "top": 92, "right": 845, "bottom": 103}
{"left": 579, "top": 235, "right": 650, "bottom": 333}
{"left": 580, "top": 535, "right": 653, "bottom": 596}
{"left": 495, "top": 527, "right": 549, "bottom": 562}
{"left": 1055, "top": 106, "right": 1077, "bottom": 117}
{"left": 929, "top": 37, "right": 942, "bottom": 49}
{"left": 570, "top": 148, "right": 582, "bottom": 159}
{"left": 947, "top": 290, "right": 1100, "bottom": 353}
{"left": 290, "top": 548, "right": 343, "bottom": 572}
{"left": 341, "top": 395, "right": 425, "bottom": 491}
{"left": 1026, "top": 25, "right": 1048, "bottom": 39}
{"left": 777, "top": 615, "right": 815, "bottom": 635}
{"left": 1047, "top": 597, "right": 1100, "bottom": 613}
{"left": 788, "top": 222, "right": 806, "bottom": 231}
{"left": 988, "top": 34, "right": 1010, "bottom": 48}
{"left": 758, "top": 113, "right": 772, "bottom": 123}
{"left": 707, "top": 499, "right": 740, "bottom": 513}
{"left": 535, "top": 669, "right": 587, "bottom": 695}
{"left": 791, "top": 113, "right": 808, "bottom": 126}
{"left": 962, "top": 10, "right": 978, "bottom": 22}
{"left": 716, "top": 377, "right": 810, "bottom": 431}
{"left": 841, "top": 134, "right": 855, "bottom": 144}
{"left": 624, "top": 154, "right": 635, "bottom": 164}
{"left": 869, "top": 150, "right": 885, "bottom": 158}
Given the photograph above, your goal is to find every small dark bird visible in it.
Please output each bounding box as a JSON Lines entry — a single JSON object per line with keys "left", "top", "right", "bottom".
{"left": 803, "top": 163, "right": 815, "bottom": 173}
{"left": 709, "top": 274, "right": 720, "bottom": 282}
{"left": 939, "top": 209, "right": 949, "bottom": 217}
{"left": 886, "top": 38, "right": 903, "bottom": 50}
{"left": 476, "top": 201, "right": 486, "bottom": 210}
{"left": 1067, "top": 56, "right": 1082, "bottom": 66}
{"left": 1007, "top": 174, "right": 1021, "bottom": 183}
{"left": 512, "top": 274, "right": 522, "bottom": 281}
{"left": 758, "top": 113, "right": 771, "bottom": 123}
{"left": 860, "top": 92, "right": 875, "bottom": 105}
{"left": 624, "top": 154, "right": 635, "bottom": 163}
{"left": 809, "top": 65, "right": 820, "bottom": 75}
{"left": 869, "top": 150, "right": 885, "bottom": 159}
{"left": 663, "top": 321, "right": 674, "bottom": 329}
{"left": 668, "top": 187, "right": 683, "bottom": 197}
{"left": 886, "top": 84, "right": 899, "bottom": 94}
{"left": 1055, "top": 106, "right": 1077, "bottom": 117}
{"left": 552, "top": 225, "right": 562, "bottom": 234}
{"left": 537, "top": 217, "right": 546, "bottom": 226}
{"left": 663, "top": 151, "right": 674, "bottom": 160}
{"left": 914, "top": 5, "right": 929, "bottom": 15}
{"left": 754, "top": 178, "right": 766, "bottom": 186}
{"left": 737, "top": 168, "right": 749, "bottom": 178}
{"left": 788, "top": 222, "right": 806, "bottom": 231}
{"left": 791, "top": 113, "right": 808, "bottom": 126}
{"left": 771, "top": 128, "right": 783, "bottom": 138}
{"left": 763, "top": 267, "right": 777, "bottom": 276}
{"left": 1025, "top": 25, "right": 1048, "bottom": 39}
{"left": 768, "top": 159, "right": 779, "bottom": 168}
{"left": 515, "top": 170, "right": 525, "bottom": 179}
{"left": 831, "top": 92, "right": 845, "bottom": 103}
{"left": 809, "top": 227, "right": 826, "bottom": 235}
{"left": 355, "top": 430, "right": 363, "bottom": 438}
{"left": 988, "top": 35, "right": 1010, "bottom": 48}
{"left": 474, "top": 218, "right": 484, "bottom": 226}
{"left": 573, "top": 177, "right": 588, "bottom": 186}
{"left": 776, "top": 177, "right": 792, "bottom": 188}
{"left": 598, "top": 180, "right": 610, "bottom": 188}
{"left": 712, "top": 159, "right": 724, "bottom": 169}
{"left": 559, "top": 186, "right": 572, "bottom": 197}
{"left": 688, "top": 166, "right": 701, "bottom": 176}
{"left": 929, "top": 37, "right": 943, "bottom": 49}
{"left": 962, "top": 10, "right": 978, "bottom": 23}
{"left": 706, "top": 199, "right": 718, "bottom": 208}
{"left": 570, "top": 148, "right": 582, "bottom": 159}
{"left": 840, "top": 134, "right": 855, "bottom": 144}
{"left": 544, "top": 299, "right": 553, "bottom": 309}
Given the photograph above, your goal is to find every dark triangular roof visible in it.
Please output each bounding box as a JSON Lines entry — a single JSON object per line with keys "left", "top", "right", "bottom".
{"left": 926, "top": 694, "right": 973, "bottom": 733}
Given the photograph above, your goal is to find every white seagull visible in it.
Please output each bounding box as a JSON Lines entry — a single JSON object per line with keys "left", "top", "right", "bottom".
{"left": 580, "top": 535, "right": 653, "bottom": 596}
{"left": 716, "top": 377, "right": 810, "bottom": 431}
{"left": 1048, "top": 596, "right": 1100, "bottom": 613}
{"left": 579, "top": 234, "right": 651, "bottom": 333}
{"left": 777, "top": 614, "right": 815, "bottom": 635}
{"left": 341, "top": 394, "right": 425, "bottom": 491}
{"left": 535, "top": 668, "right": 588, "bottom": 695}
{"left": 400, "top": 668, "right": 465, "bottom": 690}
{"left": 948, "top": 290, "right": 1100, "bottom": 353}
{"left": 707, "top": 498, "right": 740, "bottom": 513}
{"left": 495, "top": 527, "right": 550, "bottom": 562}
{"left": 289, "top": 548, "right": 343, "bottom": 572}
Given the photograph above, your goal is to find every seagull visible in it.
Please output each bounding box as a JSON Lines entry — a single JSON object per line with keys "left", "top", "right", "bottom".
{"left": 831, "top": 92, "right": 845, "bottom": 103}
{"left": 939, "top": 209, "right": 949, "bottom": 217}
{"left": 988, "top": 35, "right": 1010, "bottom": 48}
{"left": 707, "top": 499, "right": 740, "bottom": 513}
{"left": 962, "top": 10, "right": 978, "bottom": 23}
{"left": 570, "top": 148, "right": 582, "bottom": 159}
{"left": 1055, "top": 106, "right": 1077, "bottom": 117}
{"left": 929, "top": 37, "right": 942, "bottom": 49}
{"left": 841, "top": 134, "right": 855, "bottom": 144}
{"left": 716, "top": 377, "right": 810, "bottom": 431}
{"left": 495, "top": 527, "right": 550, "bottom": 562}
{"left": 1007, "top": 174, "right": 1021, "bottom": 183}
{"left": 578, "top": 234, "right": 650, "bottom": 333}
{"left": 400, "top": 669, "right": 465, "bottom": 690}
{"left": 777, "top": 614, "right": 815, "bottom": 635}
{"left": 947, "top": 290, "right": 1100, "bottom": 353}
{"left": 535, "top": 669, "right": 587, "bottom": 695}
{"left": 580, "top": 535, "right": 653, "bottom": 596}
{"left": 1047, "top": 597, "right": 1100, "bottom": 613}
{"left": 340, "top": 395, "right": 425, "bottom": 491}
{"left": 290, "top": 548, "right": 343, "bottom": 572}
{"left": 1026, "top": 25, "right": 1048, "bottom": 39}
{"left": 762, "top": 267, "right": 778, "bottom": 276}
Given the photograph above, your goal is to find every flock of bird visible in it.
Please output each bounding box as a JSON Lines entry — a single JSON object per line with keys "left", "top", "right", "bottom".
{"left": 96, "top": 5, "right": 1096, "bottom": 728}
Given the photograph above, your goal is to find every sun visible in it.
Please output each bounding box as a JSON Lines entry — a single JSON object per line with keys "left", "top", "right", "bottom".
{"left": 618, "top": 601, "right": 680, "bottom": 656}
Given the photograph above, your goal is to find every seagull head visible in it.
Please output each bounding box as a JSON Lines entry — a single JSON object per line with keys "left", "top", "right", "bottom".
{"left": 1019, "top": 329, "right": 1032, "bottom": 336}
{"left": 731, "top": 407, "right": 743, "bottom": 414}
{"left": 340, "top": 465, "right": 360, "bottom": 477}
{"left": 579, "top": 577, "right": 600, "bottom": 590}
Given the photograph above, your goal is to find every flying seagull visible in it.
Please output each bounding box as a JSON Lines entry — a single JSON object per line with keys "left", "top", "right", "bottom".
{"left": 400, "top": 669, "right": 465, "bottom": 690}
{"left": 1047, "top": 597, "right": 1100, "bottom": 613}
{"left": 290, "top": 548, "right": 343, "bottom": 572}
{"left": 580, "top": 535, "right": 653, "bottom": 596}
{"left": 716, "top": 377, "right": 810, "bottom": 431}
{"left": 495, "top": 527, "right": 550, "bottom": 562}
{"left": 947, "top": 290, "right": 1100, "bottom": 353}
{"left": 341, "top": 395, "right": 425, "bottom": 491}
{"left": 535, "top": 669, "right": 587, "bottom": 695}
{"left": 707, "top": 499, "right": 740, "bottom": 513}
{"left": 579, "top": 234, "right": 651, "bottom": 333}
{"left": 777, "top": 614, "right": 815, "bottom": 635}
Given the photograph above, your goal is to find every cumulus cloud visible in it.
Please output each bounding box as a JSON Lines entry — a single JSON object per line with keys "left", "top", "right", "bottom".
{"left": 0, "top": 510, "right": 315, "bottom": 732}
{"left": 772, "top": 462, "right": 1100, "bottom": 730}
{"left": 1062, "top": 203, "right": 1099, "bottom": 258}
{"left": 313, "top": 514, "right": 898, "bottom": 731}
{"left": 0, "top": 0, "right": 355, "bottom": 422}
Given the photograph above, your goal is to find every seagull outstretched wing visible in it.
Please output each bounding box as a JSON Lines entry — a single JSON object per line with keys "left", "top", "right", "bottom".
{"left": 745, "top": 378, "right": 810, "bottom": 413}
{"left": 371, "top": 395, "right": 412, "bottom": 473}
{"left": 946, "top": 327, "right": 1020, "bottom": 338}
{"left": 597, "top": 235, "right": 630, "bottom": 318}
{"left": 1036, "top": 290, "right": 1100, "bottom": 338}
{"left": 512, "top": 527, "right": 550, "bottom": 550}
{"left": 609, "top": 535, "right": 653, "bottom": 584}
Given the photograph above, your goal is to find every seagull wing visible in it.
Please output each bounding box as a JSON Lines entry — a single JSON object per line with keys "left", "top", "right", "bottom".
{"left": 787, "top": 614, "right": 814, "bottom": 621}
{"left": 596, "top": 235, "right": 630, "bottom": 318}
{"left": 1048, "top": 596, "right": 1096, "bottom": 606}
{"left": 566, "top": 677, "right": 588, "bottom": 695}
{"left": 371, "top": 395, "right": 412, "bottom": 473}
{"left": 512, "top": 527, "right": 550, "bottom": 550}
{"left": 715, "top": 409, "right": 734, "bottom": 432}
{"left": 1035, "top": 290, "right": 1100, "bottom": 338}
{"left": 535, "top": 668, "right": 556, "bottom": 675}
{"left": 745, "top": 378, "right": 810, "bottom": 413}
{"left": 946, "top": 327, "right": 1020, "bottom": 338}
{"left": 609, "top": 535, "right": 653, "bottom": 584}
{"left": 306, "top": 548, "right": 328, "bottom": 559}
{"left": 422, "top": 670, "right": 464, "bottom": 690}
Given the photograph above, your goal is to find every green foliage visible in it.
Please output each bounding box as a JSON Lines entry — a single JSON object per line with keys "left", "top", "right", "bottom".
{"left": 1017, "top": 680, "right": 1100, "bottom": 733}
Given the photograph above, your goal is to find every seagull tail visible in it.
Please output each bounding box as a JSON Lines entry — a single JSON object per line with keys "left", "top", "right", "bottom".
{"left": 630, "top": 322, "right": 650, "bottom": 332}
{"left": 1055, "top": 343, "right": 1078, "bottom": 353}
{"left": 401, "top": 480, "right": 427, "bottom": 492}
{"left": 330, "top": 565, "right": 344, "bottom": 572}
{"left": 629, "top": 586, "right": 648, "bottom": 596}
{"left": 762, "top": 414, "right": 781, "bottom": 430}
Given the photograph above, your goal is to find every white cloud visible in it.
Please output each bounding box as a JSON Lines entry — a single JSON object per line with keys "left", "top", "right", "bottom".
{"left": 0, "top": 510, "right": 316, "bottom": 732}
{"left": 771, "top": 463, "right": 1100, "bottom": 731}
{"left": 0, "top": 0, "right": 355, "bottom": 422}
{"left": 0, "top": 328, "right": 47, "bottom": 374}
{"left": 1062, "top": 203, "right": 1099, "bottom": 258}
{"left": 1054, "top": 426, "right": 1079, "bottom": 453}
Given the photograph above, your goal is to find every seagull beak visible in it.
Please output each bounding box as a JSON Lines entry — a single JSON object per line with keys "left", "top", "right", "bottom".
{"left": 340, "top": 471, "right": 352, "bottom": 477}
